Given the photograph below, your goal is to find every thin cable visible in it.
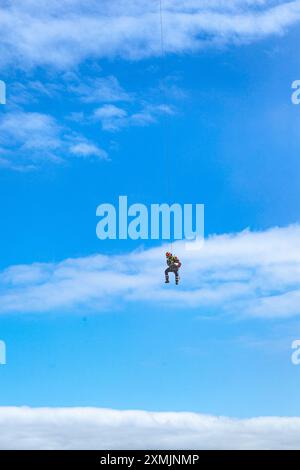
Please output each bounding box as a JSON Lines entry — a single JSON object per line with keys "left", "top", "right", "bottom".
{"left": 159, "top": 0, "right": 173, "bottom": 252}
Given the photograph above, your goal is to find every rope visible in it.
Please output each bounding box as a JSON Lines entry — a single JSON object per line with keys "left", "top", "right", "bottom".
{"left": 159, "top": 0, "right": 173, "bottom": 253}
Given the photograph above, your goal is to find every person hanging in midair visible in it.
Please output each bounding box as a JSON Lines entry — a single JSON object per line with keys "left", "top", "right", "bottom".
{"left": 165, "top": 252, "right": 181, "bottom": 285}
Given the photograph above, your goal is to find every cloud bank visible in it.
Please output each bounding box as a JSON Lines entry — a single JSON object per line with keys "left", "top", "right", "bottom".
{"left": 1, "top": 224, "right": 300, "bottom": 318}
{"left": 0, "top": 1, "right": 300, "bottom": 69}
{"left": 0, "top": 407, "right": 299, "bottom": 449}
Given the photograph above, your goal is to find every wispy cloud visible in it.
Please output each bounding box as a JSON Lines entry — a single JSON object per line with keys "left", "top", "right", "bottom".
{"left": 0, "top": 111, "right": 63, "bottom": 170}
{"left": 67, "top": 75, "right": 132, "bottom": 103}
{"left": 0, "top": 112, "right": 61, "bottom": 150}
{"left": 0, "top": 71, "right": 177, "bottom": 168}
{"left": 0, "top": 111, "right": 108, "bottom": 170}
{"left": 93, "top": 104, "right": 128, "bottom": 131}
{"left": 69, "top": 141, "right": 109, "bottom": 160}
{"left": 10, "top": 80, "right": 63, "bottom": 106}
{"left": 1, "top": 224, "right": 300, "bottom": 317}
{"left": 0, "top": 1, "right": 299, "bottom": 69}
{"left": 94, "top": 103, "right": 175, "bottom": 131}
{"left": 0, "top": 407, "right": 299, "bottom": 449}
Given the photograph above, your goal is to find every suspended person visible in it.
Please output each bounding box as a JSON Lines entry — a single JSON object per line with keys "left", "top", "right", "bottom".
{"left": 165, "top": 252, "right": 181, "bottom": 285}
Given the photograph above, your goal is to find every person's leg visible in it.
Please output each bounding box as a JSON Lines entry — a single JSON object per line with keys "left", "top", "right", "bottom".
{"left": 175, "top": 269, "right": 179, "bottom": 285}
{"left": 165, "top": 267, "right": 170, "bottom": 283}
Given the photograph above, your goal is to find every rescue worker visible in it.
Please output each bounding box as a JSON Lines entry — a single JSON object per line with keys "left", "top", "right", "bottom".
{"left": 165, "top": 252, "right": 181, "bottom": 285}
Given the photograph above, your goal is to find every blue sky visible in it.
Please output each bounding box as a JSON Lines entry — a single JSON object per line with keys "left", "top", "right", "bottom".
{"left": 0, "top": 0, "right": 300, "bottom": 449}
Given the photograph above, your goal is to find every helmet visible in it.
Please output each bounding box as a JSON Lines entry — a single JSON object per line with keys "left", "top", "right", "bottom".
{"left": 166, "top": 252, "right": 172, "bottom": 257}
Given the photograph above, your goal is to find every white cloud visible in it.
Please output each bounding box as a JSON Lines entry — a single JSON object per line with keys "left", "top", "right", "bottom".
{"left": 68, "top": 75, "right": 131, "bottom": 103}
{"left": 94, "top": 103, "right": 175, "bottom": 131}
{"left": 0, "top": 111, "right": 63, "bottom": 169}
{"left": 0, "top": 1, "right": 299, "bottom": 69}
{"left": 0, "top": 224, "right": 300, "bottom": 318}
{"left": 0, "top": 407, "right": 299, "bottom": 449}
{"left": 0, "top": 111, "right": 108, "bottom": 169}
{"left": 69, "top": 142, "right": 109, "bottom": 160}
{"left": 93, "top": 104, "right": 128, "bottom": 131}
{"left": 0, "top": 111, "right": 61, "bottom": 151}
{"left": 10, "top": 80, "right": 63, "bottom": 106}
